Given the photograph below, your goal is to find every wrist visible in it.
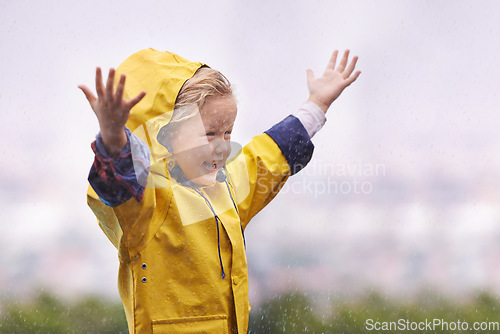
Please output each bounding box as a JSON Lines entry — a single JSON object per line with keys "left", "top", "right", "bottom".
{"left": 307, "top": 96, "right": 329, "bottom": 114}
{"left": 100, "top": 128, "right": 127, "bottom": 158}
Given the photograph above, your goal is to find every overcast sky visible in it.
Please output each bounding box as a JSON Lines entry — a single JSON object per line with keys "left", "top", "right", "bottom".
{"left": 1, "top": 0, "right": 500, "bottom": 300}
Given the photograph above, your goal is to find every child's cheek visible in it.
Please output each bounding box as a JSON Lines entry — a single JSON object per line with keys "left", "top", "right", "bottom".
{"left": 188, "top": 141, "right": 213, "bottom": 161}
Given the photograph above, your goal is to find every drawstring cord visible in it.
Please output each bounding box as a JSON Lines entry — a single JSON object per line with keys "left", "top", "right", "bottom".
{"left": 224, "top": 179, "right": 245, "bottom": 249}
{"left": 178, "top": 167, "right": 242, "bottom": 279}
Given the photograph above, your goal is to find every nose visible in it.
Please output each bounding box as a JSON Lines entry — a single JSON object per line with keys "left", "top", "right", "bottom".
{"left": 211, "top": 139, "right": 231, "bottom": 159}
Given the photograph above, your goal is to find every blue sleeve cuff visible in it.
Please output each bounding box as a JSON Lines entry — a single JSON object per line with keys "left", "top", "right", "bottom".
{"left": 264, "top": 115, "right": 314, "bottom": 175}
{"left": 88, "top": 128, "right": 150, "bottom": 207}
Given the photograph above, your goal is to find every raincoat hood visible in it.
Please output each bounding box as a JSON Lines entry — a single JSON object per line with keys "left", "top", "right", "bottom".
{"left": 116, "top": 48, "right": 204, "bottom": 163}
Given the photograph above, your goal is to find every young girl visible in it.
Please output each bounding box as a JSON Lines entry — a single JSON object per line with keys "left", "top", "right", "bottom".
{"left": 79, "top": 48, "right": 360, "bottom": 333}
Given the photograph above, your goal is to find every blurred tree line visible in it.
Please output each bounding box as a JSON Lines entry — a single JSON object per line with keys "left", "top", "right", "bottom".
{"left": 1, "top": 290, "right": 498, "bottom": 333}
{"left": 248, "top": 291, "right": 500, "bottom": 333}
{"left": 0, "top": 292, "right": 127, "bottom": 333}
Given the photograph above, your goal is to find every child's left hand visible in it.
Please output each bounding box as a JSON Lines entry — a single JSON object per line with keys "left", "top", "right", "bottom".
{"left": 306, "top": 50, "right": 361, "bottom": 114}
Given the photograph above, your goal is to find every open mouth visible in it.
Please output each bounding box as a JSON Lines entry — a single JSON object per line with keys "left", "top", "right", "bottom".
{"left": 202, "top": 160, "right": 223, "bottom": 171}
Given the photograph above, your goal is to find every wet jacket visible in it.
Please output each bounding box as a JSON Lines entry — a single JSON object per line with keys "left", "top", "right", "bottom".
{"left": 87, "top": 48, "right": 314, "bottom": 333}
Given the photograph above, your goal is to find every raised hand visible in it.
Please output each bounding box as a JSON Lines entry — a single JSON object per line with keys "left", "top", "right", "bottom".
{"left": 306, "top": 50, "right": 361, "bottom": 114}
{"left": 79, "top": 67, "right": 146, "bottom": 157}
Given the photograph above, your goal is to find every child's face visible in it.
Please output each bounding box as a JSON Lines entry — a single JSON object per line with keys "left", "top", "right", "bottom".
{"left": 170, "top": 95, "right": 237, "bottom": 186}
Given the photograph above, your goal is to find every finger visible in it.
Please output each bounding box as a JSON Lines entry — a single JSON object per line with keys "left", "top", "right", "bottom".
{"left": 344, "top": 55, "right": 359, "bottom": 78}
{"left": 125, "top": 90, "right": 147, "bottom": 109}
{"left": 95, "top": 67, "right": 105, "bottom": 99}
{"left": 78, "top": 85, "right": 97, "bottom": 106}
{"left": 105, "top": 68, "right": 116, "bottom": 102}
{"left": 326, "top": 50, "right": 338, "bottom": 71}
{"left": 345, "top": 70, "right": 361, "bottom": 86}
{"left": 337, "top": 49, "right": 350, "bottom": 72}
{"left": 115, "top": 74, "right": 126, "bottom": 103}
{"left": 306, "top": 69, "right": 315, "bottom": 83}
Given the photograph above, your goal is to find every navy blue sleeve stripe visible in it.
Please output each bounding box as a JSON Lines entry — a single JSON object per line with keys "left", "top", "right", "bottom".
{"left": 264, "top": 115, "right": 314, "bottom": 175}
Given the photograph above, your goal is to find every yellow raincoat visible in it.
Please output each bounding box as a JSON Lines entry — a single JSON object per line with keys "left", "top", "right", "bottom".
{"left": 87, "top": 49, "right": 305, "bottom": 333}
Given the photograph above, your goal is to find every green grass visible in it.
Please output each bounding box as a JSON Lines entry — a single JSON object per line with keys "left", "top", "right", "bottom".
{"left": 248, "top": 291, "right": 500, "bottom": 333}
{"left": 0, "top": 292, "right": 128, "bottom": 333}
{"left": 1, "top": 290, "right": 498, "bottom": 333}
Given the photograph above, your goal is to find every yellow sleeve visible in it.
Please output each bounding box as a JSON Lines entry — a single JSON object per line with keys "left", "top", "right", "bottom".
{"left": 226, "top": 133, "right": 291, "bottom": 229}
{"left": 87, "top": 160, "right": 173, "bottom": 257}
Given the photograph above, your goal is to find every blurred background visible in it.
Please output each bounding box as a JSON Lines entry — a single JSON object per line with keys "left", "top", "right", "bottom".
{"left": 1, "top": 0, "right": 500, "bottom": 332}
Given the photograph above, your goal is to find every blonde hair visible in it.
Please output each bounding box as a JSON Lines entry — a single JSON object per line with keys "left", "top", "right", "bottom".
{"left": 176, "top": 67, "right": 232, "bottom": 107}
{"left": 170, "top": 66, "right": 233, "bottom": 124}
{"left": 158, "top": 66, "right": 234, "bottom": 150}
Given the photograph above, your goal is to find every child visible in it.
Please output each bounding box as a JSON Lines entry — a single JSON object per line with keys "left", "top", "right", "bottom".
{"left": 79, "top": 48, "right": 360, "bottom": 333}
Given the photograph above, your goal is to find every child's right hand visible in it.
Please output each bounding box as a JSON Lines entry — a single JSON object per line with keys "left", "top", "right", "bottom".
{"left": 79, "top": 68, "right": 146, "bottom": 157}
